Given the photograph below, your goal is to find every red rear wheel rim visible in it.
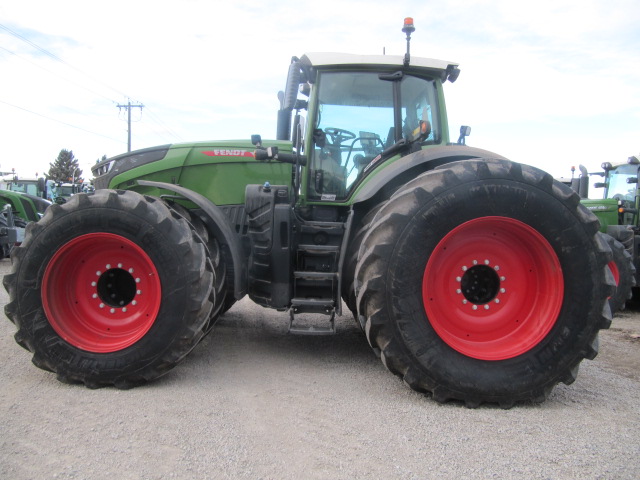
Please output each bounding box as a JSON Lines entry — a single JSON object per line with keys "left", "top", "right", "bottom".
{"left": 422, "top": 216, "right": 563, "bottom": 360}
{"left": 42, "top": 233, "right": 162, "bottom": 353}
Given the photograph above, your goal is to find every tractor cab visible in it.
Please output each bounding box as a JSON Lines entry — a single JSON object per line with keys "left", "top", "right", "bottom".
{"left": 269, "top": 19, "right": 460, "bottom": 206}
{"left": 302, "top": 61, "right": 441, "bottom": 201}
{"left": 600, "top": 160, "right": 640, "bottom": 202}
{"left": 593, "top": 157, "right": 640, "bottom": 228}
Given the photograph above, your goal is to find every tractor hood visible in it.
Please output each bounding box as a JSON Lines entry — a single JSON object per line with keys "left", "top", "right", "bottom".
{"left": 92, "top": 140, "right": 293, "bottom": 191}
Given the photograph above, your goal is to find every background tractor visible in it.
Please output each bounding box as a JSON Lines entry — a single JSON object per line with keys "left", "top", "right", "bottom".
{"left": 3, "top": 175, "right": 52, "bottom": 199}
{"left": 4, "top": 19, "right": 613, "bottom": 407}
{"left": 0, "top": 177, "right": 51, "bottom": 257}
{"left": 567, "top": 157, "right": 640, "bottom": 312}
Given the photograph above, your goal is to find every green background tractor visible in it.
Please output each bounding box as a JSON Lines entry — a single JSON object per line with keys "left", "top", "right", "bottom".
{"left": 4, "top": 20, "right": 613, "bottom": 408}
{"left": 570, "top": 157, "right": 640, "bottom": 312}
{"left": 2, "top": 175, "right": 53, "bottom": 223}
{"left": 0, "top": 185, "right": 51, "bottom": 258}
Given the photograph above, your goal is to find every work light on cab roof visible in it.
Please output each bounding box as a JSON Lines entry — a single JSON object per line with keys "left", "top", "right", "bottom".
{"left": 403, "top": 17, "right": 415, "bottom": 66}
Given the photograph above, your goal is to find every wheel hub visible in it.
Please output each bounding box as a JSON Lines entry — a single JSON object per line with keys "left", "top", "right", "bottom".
{"left": 459, "top": 262, "right": 502, "bottom": 307}
{"left": 96, "top": 267, "right": 137, "bottom": 309}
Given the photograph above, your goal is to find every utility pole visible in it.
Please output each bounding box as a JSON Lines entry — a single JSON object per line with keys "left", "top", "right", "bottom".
{"left": 117, "top": 100, "right": 144, "bottom": 152}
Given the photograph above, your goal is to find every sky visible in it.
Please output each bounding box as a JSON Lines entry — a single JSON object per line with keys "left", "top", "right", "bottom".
{"left": 0, "top": 0, "right": 638, "bottom": 182}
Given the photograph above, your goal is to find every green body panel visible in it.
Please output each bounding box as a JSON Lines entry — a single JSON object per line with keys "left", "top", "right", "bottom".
{"left": 0, "top": 190, "right": 50, "bottom": 222}
{"left": 109, "top": 140, "right": 294, "bottom": 205}
{"left": 580, "top": 199, "right": 619, "bottom": 232}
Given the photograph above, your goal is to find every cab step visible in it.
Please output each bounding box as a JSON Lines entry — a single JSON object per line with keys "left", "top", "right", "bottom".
{"left": 291, "top": 297, "right": 334, "bottom": 313}
{"left": 288, "top": 310, "right": 336, "bottom": 336}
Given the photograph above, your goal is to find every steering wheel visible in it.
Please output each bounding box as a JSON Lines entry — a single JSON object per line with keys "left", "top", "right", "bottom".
{"left": 324, "top": 127, "right": 356, "bottom": 145}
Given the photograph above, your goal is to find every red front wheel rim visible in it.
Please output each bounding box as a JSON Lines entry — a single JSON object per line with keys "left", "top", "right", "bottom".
{"left": 608, "top": 260, "right": 620, "bottom": 286}
{"left": 42, "top": 233, "right": 162, "bottom": 353}
{"left": 422, "top": 216, "right": 564, "bottom": 360}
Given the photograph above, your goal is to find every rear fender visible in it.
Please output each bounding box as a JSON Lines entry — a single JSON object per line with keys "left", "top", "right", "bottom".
{"left": 352, "top": 145, "right": 507, "bottom": 205}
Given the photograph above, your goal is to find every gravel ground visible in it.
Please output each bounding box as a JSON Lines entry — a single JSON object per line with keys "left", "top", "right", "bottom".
{"left": 1, "top": 257, "right": 639, "bottom": 480}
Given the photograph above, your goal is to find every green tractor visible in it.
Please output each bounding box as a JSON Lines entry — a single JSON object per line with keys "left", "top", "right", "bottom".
{"left": 0, "top": 183, "right": 52, "bottom": 257}
{"left": 2, "top": 175, "right": 53, "bottom": 223}
{"left": 568, "top": 158, "right": 640, "bottom": 312}
{"left": 4, "top": 19, "right": 613, "bottom": 407}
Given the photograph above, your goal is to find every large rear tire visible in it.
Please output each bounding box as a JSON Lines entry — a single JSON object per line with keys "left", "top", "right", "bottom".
{"left": 342, "top": 202, "right": 386, "bottom": 321}
{"left": 355, "top": 159, "right": 613, "bottom": 407}
{"left": 3, "top": 190, "right": 214, "bottom": 388}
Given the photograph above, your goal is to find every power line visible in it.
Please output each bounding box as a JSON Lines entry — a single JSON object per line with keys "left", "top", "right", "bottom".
{"left": 0, "top": 46, "right": 118, "bottom": 105}
{"left": 0, "top": 99, "right": 126, "bottom": 144}
{"left": 143, "top": 106, "right": 184, "bottom": 142}
{"left": 0, "top": 23, "right": 130, "bottom": 103}
{"left": 1, "top": 23, "right": 184, "bottom": 148}
{"left": 0, "top": 23, "right": 65, "bottom": 63}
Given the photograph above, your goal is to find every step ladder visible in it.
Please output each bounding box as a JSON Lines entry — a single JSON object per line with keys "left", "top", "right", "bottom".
{"left": 287, "top": 215, "right": 352, "bottom": 335}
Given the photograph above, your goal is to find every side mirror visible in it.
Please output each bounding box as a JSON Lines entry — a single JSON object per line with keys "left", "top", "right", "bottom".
{"left": 601, "top": 162, "right": 613, "bottom": 171}
{"left": 458, "top": 125, "right": 471, "bottom": 145}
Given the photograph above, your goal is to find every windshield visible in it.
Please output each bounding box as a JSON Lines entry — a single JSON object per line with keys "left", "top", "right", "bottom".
{"left": 309, "top": 71, "right": 438, "bottom": 200}
{"left": 606, "top": 164, "right": 638, "bottom": 201}
{"left": 53, "top": 185, "right": 76, "bottom": 196}
{"left": 9, "top": 182, "right": 39, "bottom": 196}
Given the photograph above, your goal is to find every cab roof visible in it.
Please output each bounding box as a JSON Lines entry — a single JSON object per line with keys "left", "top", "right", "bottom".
{"left": 300, "top": 52, "right": 458, "bottom": 73}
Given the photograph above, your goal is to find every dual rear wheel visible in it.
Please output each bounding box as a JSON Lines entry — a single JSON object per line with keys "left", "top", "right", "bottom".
{"left": 4, "top": 190, "right": 225, "bottom": 388}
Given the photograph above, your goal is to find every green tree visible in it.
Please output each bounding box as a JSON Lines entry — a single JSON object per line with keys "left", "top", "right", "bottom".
{"left": 48, "top": 149, "right": 82, "bottom": 182}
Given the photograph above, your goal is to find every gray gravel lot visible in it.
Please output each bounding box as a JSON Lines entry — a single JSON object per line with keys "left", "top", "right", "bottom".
{"left": 1, "top": 257, "right": 639, "bottom": 480}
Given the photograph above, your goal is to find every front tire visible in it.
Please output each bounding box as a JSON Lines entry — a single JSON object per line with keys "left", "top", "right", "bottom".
{"left": 3, "top": 190, "right": 214, "bottom": 388}
{"left": 356, "top": 159, "right": 613, "bottom": 407}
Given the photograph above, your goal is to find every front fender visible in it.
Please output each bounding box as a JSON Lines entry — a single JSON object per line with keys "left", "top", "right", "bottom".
{"left": 136, "top": 180, "right": 247, "bottom": 299}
